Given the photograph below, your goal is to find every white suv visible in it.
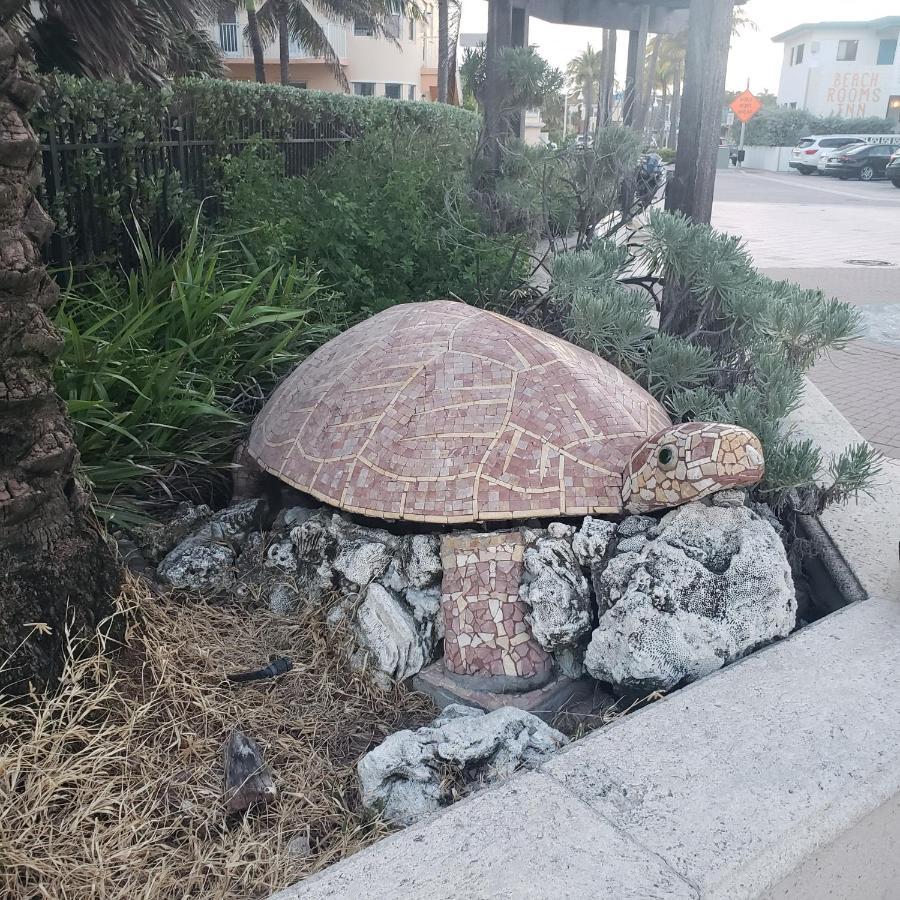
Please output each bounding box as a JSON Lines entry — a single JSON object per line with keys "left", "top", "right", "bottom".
{"left": 790, "top": 136, "right": 865, "bottom": 174}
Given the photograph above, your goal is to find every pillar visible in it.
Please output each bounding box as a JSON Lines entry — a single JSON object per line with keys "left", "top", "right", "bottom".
{"left": 622, "top": 5, "right": 649, "bottom": 127}
{"left": 665, "top": 0, "right": 736, "bottom": 223}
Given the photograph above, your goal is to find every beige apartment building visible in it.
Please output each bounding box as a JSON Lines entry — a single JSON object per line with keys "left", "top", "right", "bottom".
{"left": 210, "top": 2, "right": 440, "bottom": 100}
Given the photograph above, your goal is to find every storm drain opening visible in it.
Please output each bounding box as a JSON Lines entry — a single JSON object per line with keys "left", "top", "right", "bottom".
{"left": 844, "top": 259, "right": 895, "bottom": 267}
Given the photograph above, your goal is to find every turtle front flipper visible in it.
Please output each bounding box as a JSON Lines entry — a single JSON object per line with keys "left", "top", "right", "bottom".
{"left": 621, "top": 423, "right": 764, "bottom": 514}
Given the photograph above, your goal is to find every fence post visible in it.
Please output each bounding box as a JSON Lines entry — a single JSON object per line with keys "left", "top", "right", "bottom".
{"left": 45, "top": 128, "right": 70, "bottom": 269}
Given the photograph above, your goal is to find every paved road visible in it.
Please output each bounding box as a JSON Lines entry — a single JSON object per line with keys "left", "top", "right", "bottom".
{"left": 711, "top": 169, "right": 900, "bottom": 458}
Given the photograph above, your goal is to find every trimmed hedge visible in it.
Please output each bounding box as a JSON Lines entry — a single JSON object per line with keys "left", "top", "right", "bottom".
{"left": 34, "top": 77, "right": 479, "bottom": 267}
{"left": 736, "top": 107, "right": 897, "bottom": 147}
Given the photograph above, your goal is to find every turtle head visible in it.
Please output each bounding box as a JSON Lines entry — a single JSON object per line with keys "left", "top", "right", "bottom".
{"left": 621, "top": 422, "right": 764, "bottom": 514}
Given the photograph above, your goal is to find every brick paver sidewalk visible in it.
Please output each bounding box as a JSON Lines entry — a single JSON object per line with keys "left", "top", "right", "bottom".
{"left": 761, "top": 268, "right": 900, "bottom": 459}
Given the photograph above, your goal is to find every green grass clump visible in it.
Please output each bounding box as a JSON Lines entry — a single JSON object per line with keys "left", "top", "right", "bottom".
{"left": 54, "top": 217, "right": 341, "bottom": 521}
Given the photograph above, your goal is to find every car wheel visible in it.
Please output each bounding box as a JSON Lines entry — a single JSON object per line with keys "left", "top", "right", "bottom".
{"left": 892, "top": 179, "right": 900, "bottom": 189}
{"left": 798, "top": 167, "right": 813, "bottom": 175}
{"left": 839, "top": 176, "right": 848, "bottom": 180}
{"left": 859, "top": 165, "right": 875, "bottom": 181}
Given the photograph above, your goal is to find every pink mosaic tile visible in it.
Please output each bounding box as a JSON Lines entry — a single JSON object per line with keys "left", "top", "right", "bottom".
{"left": 248, "top": 300, "right": 671, "bottom": 521}
{"left": 439, "top": 531, "right": 553, "bottom": 682}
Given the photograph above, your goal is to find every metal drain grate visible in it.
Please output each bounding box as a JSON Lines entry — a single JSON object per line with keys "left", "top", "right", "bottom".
{"left": 844, "top": 259, "right": 895, "bottom": 267}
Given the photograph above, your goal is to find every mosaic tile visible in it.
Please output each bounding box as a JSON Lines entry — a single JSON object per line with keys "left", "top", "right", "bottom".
{"left": 440, "top": 531, "right": 552, "bottom": 682}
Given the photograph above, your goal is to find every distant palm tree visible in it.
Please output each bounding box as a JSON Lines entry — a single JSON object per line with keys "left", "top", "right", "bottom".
{"left": 656, "top": 7, "right": 755, "bottom": 148}
{"left": 567, "top": 44, "right": 603, "bottom": 137}
{"left": 19, "top": 0, "right": 221, "bottom": 83}
{"left": 254, "top": 0, "right": 423, "bottom": 89}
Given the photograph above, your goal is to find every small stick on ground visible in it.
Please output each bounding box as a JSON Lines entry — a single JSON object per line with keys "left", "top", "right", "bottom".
{"left": 224, "top": 728, "right": 278, "bottom": 813}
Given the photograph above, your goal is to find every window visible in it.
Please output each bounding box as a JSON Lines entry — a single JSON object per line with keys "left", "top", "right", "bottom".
{"left": 795, "top": 43, "right": 804, "bottom": 64}
{"left": 878, "top": 39, "right": 897, "bottom": 66}
{"left": 836, "top": 40, "right": 858, "bottom": 61}
{"left": 789, "top": 102, "right": 798, "bottom": 109}
{"left": 869, "top": 145, "right": 892, "bottom": 156}
{"left": 384, "top": 83, "right": 402, "bottom": 99}
{"left": 790, "top": 47, "right": 795, "bottom": 65}
{"left": 408, "top": 17, "right": 415, "bottom": 40}
{"left": 288, "top": 81, "right": 308, "bottom": 90}
{"left": 820, "top": 137, "right": 861, "bottom": 148}
{"left": 354, "top": 16, "right": 374, "bottom": 36}
{"left": 408, "top": 84, "right": 416, "bottom": 101}
{"left": 352, "top": 81, "right": 375, "bottom": 96}
{"left": 385, "top": 14, "right": 401, "bottom": 38}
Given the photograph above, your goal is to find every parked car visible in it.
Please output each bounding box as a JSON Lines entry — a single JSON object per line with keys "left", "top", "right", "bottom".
{"left": 887, "top": 149, "right": 900, "bottom": 188}
{"left": 817, "top": 141, "right": 866, "bottom": 173}
{"left": 789, "top": 134, "right": 897, "bottom": 175}
{"left": 824, "top": 143, "right": 899, "bottom": 181}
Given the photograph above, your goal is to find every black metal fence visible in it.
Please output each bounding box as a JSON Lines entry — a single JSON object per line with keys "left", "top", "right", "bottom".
{"left": 39, "top": 112, "right": 354, "bottom": 269}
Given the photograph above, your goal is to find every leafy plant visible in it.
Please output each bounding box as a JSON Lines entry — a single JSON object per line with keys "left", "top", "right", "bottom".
{"left": 551, "top": 216, "right": 878, "bottom": 510}
{"left": 54, "top": 216, "right": 340, "bottom": 519}
{"left": 34, "top": 75, "right": 480, "bottom": 268}
{"left": 217, "top": 128, "right": 528, "bottom": 316}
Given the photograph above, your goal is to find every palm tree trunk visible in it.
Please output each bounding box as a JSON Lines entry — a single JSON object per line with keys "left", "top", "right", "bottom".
{"left": 277, "top": 1, "right": 290, "bottom": 84}
{"left": 245, "top": 0, "right": 266, "bottom": 83}
{"left": 598, "top": 28, "right": 616, "bottom": 126}
{"left": 640, "top": 36, "right": 660, "bottom": 136}
{"left": 437, "top": 0, "right": 449, "bottom": 102}
{"left": 582, "top": 81, "right": 593, "bottom": 137}
{"left": 667, "top": 62, "right": 681, "bottom": 149}
{"left": 0, "top": 9, "right": 120, "bottom": 693}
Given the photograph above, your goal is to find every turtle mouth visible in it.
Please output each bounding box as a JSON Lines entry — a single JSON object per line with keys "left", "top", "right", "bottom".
{"left": 715, "top": 439, "right": 765, "bottom": 488}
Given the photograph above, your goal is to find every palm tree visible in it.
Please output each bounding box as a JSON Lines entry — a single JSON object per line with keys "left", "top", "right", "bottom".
{"left": 0, "top": 1, "right": 119, "bottom": 691}
{"left": 437, "top": 0, "right": 448, "bottom": 101}
{"left": 567, "top": 44, "right": 602, "bottom": 138}
{"left": 656, "top": 9, "right": 754, "bottom": 149}
{"left": 596, "top": 28, "right": 616, "bottom": 128}
{"left": 637, "top": 34, "right": 660, "bottom": 133}
{"left": 242, "top": 0, "right": 267, "bottom": 82}
{"left": 20, "top": 0, "right": 222, "bottom": 84}
{"left": 255, "top": 0, "right": 422, "bottom": 90}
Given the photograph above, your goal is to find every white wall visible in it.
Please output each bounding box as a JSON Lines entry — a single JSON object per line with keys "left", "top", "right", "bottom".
{"left": 776, "top": 24, "right": 900, "bottom": 118}
{"left": 741, "top": 145, "right": 795, "bottom": 172}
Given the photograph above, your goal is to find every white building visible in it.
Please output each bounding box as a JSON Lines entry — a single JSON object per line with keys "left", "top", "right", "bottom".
{"left": 210, "top": 2, "right": 439, "bottom": 100}
{"left": 772, "top": 17, "right": 900, "bottom": 123}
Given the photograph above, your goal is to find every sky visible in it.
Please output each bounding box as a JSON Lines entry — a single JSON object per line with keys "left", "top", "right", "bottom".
{"left": 458, "top": 0, "right": 897, "bottom": 95}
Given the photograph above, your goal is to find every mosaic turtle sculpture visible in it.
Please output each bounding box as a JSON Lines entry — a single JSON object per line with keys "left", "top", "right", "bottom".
{"left": 248, "top": 300, "right": 764, "bottom": 519}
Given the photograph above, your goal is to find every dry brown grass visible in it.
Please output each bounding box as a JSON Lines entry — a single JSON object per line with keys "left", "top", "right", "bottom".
{"left": 0, "top": 575, "right": 435, "bottom": 899}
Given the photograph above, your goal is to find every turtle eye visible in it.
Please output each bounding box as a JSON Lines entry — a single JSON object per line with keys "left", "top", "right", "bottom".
{"left": 658, "top": 446, "right": 677, "bottom": 470}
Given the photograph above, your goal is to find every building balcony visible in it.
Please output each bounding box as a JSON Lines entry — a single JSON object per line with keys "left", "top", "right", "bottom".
{"left": 215, "top": 21, "right": 349, "bottom": 63}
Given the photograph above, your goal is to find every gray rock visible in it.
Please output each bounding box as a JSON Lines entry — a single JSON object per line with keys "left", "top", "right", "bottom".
{"left": 615, "top": 534, "right": 648, "bottom": 555}
{"left": 265, "top": 539, "right": 297, "bottom": 572}
{"left": 272, "top": 504, "right": 317, "bottom": 532}
{"left": 157, "top": 538, "right": 234, "bottom": 591}
{"left": 571, "top": 517, "right": 616, "bottom": 567}
{"left": 333, "top": 539, "right": 393, "bottom": 588}
{"left": 519, "top": 528, "right": 591, "bottom": 653}
{"left": 132, "top": 502, "right": 212, "bottom": 564}
{"left": 205, "top": 499, "right": 260, "bottom": 545}
{"left": 585, "top": 501, "right": 796, "bottom": 693}
{"left": 350, "top": 583, "right": 433, "bottom": 687}
{"left": 711, "top": 489, "right": 747, "bottom": 508}
{"left": 357, "top": 704, "right": 567, "bottom": 826}
{"left": 397, "top": 533, "right": 442, "bottom": 589}
{"left": 616, "top": 515, "right": 657, "bottom": 538}
{"left": 267, "top": 580, "right": 301, "bottom": 615}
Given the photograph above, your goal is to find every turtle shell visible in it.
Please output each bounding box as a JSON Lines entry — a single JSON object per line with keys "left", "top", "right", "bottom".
{"left": 248, "top": 300, "right": 671, "bottom": 522}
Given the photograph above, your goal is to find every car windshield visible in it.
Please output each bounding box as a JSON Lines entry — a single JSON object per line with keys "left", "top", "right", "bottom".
{"left": 796, "top": 139, "right": 816, "bottom": 148}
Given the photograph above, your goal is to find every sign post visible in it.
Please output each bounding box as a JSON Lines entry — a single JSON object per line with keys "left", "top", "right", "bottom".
{"left": 729, "top": 89, "right": 763, "bottom": 168}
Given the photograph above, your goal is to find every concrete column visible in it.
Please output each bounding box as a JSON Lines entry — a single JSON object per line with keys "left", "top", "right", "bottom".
{"left": 622, "top": 5, "right": 649, "bottom": 126}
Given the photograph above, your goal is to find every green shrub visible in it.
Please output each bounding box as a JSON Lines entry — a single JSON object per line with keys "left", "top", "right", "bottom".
{"left": 737, "top": 107, "right": 897, "bottom": 147}
{"left": 217, "top": 129, "right": 528, "bottom": 316}
{"left": 54, "top": 216, "right": 341, "bottom": 520}
{"left": 34, "top": 76, "right": 480, "bottom": 267}
{"left": 554, "top": 220, "right": 879, "bottom": 510}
